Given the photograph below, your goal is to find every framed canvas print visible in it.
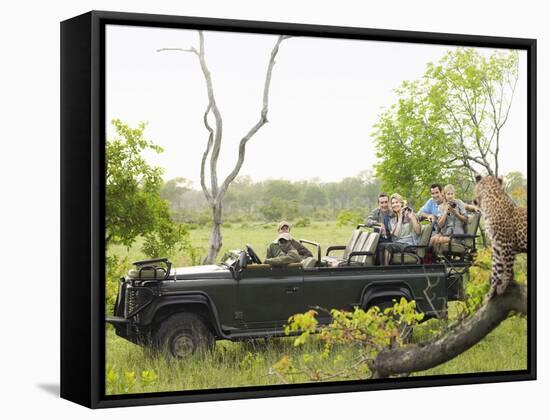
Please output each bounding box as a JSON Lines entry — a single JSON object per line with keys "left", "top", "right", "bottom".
{"left": 61, "top": 11, "right": 536, "bottom": 408}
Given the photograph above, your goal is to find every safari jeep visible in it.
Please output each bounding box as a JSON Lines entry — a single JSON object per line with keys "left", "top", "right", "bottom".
{"left": 107, "top": 218, "right": 480, "bottom": 358}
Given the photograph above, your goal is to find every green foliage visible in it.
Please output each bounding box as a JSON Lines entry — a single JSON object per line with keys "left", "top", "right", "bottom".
{"left": 336, "top": 210, "right": 363, "bottom": 227}
{"left": 503, "top": 171, "right": 527, "bottom": 206}
{"left": 106, "top": 119, "right": 190, "bottom": 259}
{"left": 106, "top": 119, "right": 164, "bottom": 248}
{"left": 106, "top": 364, "right": 158, "bottom": 395}
{"left": 260, "top": 197, "right": 299, "bottom": 221}
{"left": 105, "top": 254, "right": 129, "bottom": 315}
{"left": 372, "top": 48, "right": 519, "bottom": 205}
{"left": 163, "top": 173, "right": 382, "bottom": 223}
{"left": 294, "top": 217, "right": 311, "bottom": 228}
{"left": 281, "top": 299, "right": 424, "bottom": 380}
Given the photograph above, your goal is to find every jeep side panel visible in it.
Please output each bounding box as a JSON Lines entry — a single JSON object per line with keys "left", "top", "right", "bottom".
{"left": 237, "top": 265, "right": 304, "bottom": 328}
{"left": 303, "top": 264, "right": 448, "bottom": 318}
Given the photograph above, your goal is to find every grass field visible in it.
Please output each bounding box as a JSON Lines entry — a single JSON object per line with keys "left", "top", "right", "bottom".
{"left": 106, "top": 221, "right": 528, "bottom": 395}
{"left": 109, "top": 220, "right": 354, "bottom": 267}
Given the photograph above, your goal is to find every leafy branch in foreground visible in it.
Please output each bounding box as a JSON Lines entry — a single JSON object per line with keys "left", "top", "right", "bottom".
{"left": 273, "top": 279, "right": 527, "bottom": 382}
{"left": 273, "top": 299, "right": 423, "bottom": 382}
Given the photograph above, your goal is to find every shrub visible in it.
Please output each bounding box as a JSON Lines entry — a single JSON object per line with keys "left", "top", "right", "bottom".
{"left": 336, "top": 210, "right": 363, "bottom": 227}
{"left": 294, "top": 217, "right": 311, "bottom": 228}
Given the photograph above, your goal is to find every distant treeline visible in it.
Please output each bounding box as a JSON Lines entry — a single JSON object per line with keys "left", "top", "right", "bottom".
{"left": 161, "top": 173, "right": 381, "bottom": 225}
{"left": 160, "top": 171, "right": 527, "bottom": 227}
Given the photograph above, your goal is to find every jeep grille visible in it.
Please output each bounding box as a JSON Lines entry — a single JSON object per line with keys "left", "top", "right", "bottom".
{"left": 124, "top": 286, "right": 154, "bottom": 318}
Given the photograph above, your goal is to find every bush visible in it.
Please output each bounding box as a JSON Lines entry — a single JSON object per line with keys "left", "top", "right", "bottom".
{"left": 294, "top": 217, "right": 311, "bottom": 228}
{"left": 226, "top": 215, "right": 244, "bottom": 223}
{"left": 197, "top": 211, "right": 212, "bottom": 227}
{"left": 311, "top": 208, "right": 333, "bottom": 221}
{"left": 336, "top": 210, "right": 363, "bottom": 227}
{"left": 105, "top": 255, "right": 129, "bottom": 315}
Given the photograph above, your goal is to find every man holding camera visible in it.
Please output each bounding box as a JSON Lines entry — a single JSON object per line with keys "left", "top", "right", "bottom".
{"left": 430, "top": 184, "right": 468, "bottom": 246}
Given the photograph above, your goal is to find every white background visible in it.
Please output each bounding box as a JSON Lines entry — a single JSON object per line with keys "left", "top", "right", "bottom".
{"left": 0, "top": 0, "right": 547, "bottom": 418}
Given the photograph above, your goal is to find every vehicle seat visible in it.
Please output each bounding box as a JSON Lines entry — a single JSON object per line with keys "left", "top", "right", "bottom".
{"left": 351, "top": 232, "right": 380, "bottom": 266}
{"left": 321, "top": 229, "right": 363, "bottom": 266}
{"left": 433, "top": 211, "right": 481, "bottom": 260}
{"left": 127, "top": 267, "right": 167, "bottom": 279}
{"left": 348, "top": 232, "right": 370, "bottom": 264}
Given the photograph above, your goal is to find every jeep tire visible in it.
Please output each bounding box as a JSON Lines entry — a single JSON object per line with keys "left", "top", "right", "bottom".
{"left": 154, "top": 312, "right": 215, "bottom": 359}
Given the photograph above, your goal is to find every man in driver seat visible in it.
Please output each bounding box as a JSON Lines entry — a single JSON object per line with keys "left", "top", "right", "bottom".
{"left": 264, "top": 232, "right": 302, "bottom": 266}
{"left": 266, "top": 221, "right": 313, "bottom": 260}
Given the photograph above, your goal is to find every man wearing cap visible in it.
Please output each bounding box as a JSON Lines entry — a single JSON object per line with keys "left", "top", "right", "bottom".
{"left": 266, "top": 221, "right": 313, "bottom": 260}
{"left": 264, "top": 232, "right": 302, "bottom": 266}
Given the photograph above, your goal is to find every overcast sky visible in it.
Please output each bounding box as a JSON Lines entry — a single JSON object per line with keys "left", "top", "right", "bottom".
{"left": 106, "top": 25, "right": 527, "bottom": 189}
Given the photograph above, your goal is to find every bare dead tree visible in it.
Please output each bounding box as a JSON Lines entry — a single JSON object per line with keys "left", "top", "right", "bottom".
{"left": 158, "top": 33, "right": 290, "bottom": 263}
{"left": 369, "top": 281, "right": 527, "bottom": 378}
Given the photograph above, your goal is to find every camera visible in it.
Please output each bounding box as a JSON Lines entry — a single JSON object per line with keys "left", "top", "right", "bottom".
{"left": 450, "top": 202, "right": 457, "bottom": 208}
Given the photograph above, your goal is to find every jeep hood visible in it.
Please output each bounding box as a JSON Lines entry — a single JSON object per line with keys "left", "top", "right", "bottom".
{"left": 168, "top": 264, "right": 232, "bottom": 280}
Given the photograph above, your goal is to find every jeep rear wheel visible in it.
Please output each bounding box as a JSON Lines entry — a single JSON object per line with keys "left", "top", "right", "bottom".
{"left": 154, "top": 313, "right": 214, "bottom": 359}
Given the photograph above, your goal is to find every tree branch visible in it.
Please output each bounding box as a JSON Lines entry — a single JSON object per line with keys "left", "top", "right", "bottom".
{"left": 370, "top": 282, "right": 527, "bottom": 378}
{"left": 157, "top": 41, "right": 221, "bottom": 198}
{"left": 200, "top": 104, "right": 214, "bottom": 204}
{"left": 217, "top": 35, "right": 289, "bottom": 200}
{"left": 157, "top": 47, "right": 198, "bottom": 56}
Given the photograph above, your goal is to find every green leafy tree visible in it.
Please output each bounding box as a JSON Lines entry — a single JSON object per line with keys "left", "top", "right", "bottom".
{"left": 373, "top": 48, "right": 519, "bottom": 204}
{"left": 105, "top": 119, "right": 189, "bottom": 258}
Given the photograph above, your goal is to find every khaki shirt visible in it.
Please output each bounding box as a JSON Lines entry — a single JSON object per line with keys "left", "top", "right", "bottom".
{"left": 264, "top": 248, "right": 302, "bottom": 266}
{"left": 266, "top": 238, "right": 312, "bottom": 260}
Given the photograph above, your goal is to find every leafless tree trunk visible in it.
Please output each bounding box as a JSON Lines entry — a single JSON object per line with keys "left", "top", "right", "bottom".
{"left": 158, "top": 33, "right": 290, "bottom": 263}
{"left": 370, "top": 282, "right": 527, "bottom": 378}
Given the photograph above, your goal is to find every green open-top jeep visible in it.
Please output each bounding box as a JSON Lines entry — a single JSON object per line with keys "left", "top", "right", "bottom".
{"left": 107, "top": 217, "right": 479, "bottom": 358}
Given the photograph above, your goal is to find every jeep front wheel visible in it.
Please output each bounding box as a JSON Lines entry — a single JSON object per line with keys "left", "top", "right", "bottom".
{"left": 154, "top": 313, "right": 214, "bottom": 359}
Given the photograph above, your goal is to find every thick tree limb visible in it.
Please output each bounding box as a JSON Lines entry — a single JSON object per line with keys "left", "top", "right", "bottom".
{"left": 195, "top": 31, "right": 223, "bottom": 199}
{"left": 370, "top": 282, "right": 527, "bottom": 378}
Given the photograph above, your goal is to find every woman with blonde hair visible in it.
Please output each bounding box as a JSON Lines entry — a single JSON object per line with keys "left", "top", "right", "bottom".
{"left": 384, "top": 193, "right": 421, "bottom": 265}
{"left": 429, "top": 184, "right": 468, "bottom": 246}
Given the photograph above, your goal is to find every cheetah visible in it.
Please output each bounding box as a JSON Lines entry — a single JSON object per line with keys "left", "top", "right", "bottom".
{"left": 473, "top": 174, "right": 527, "bottom": 298}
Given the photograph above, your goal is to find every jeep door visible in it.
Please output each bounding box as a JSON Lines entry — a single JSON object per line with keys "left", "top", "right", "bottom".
{"left": 236, "top": 264, "right": 304, "bottom": 328}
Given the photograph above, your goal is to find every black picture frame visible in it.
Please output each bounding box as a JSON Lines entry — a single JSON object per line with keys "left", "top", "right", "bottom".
{"left": 61, "top": 10, "right": 537, "bottom": 409}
